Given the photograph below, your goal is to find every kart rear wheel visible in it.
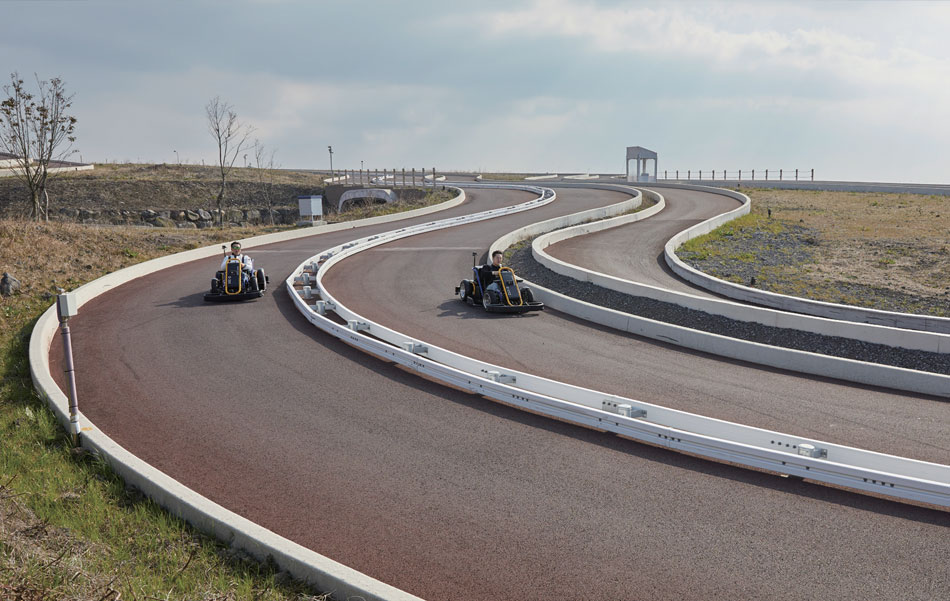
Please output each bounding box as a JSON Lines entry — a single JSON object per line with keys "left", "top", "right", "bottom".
{"left": 256, "top": 268, "right": 267, "bottom": 291}
{"left": 521, "top": 287, "right": 534, "bottom": 303}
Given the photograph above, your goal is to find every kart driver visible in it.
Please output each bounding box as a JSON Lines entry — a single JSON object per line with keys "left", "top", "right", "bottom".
{"left": 480, "top": 250, "right": 504, "bottom": 295}
{"left": 221, "top": 241, "right": 254, "bottom": 287}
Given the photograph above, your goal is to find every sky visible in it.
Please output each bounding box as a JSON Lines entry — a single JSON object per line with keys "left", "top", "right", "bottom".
{"left": 3, "top": 0, "right": 950, "bottom": 183}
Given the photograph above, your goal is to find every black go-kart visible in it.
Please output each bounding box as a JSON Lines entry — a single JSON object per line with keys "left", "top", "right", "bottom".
{"left": 204, "top": 256, "right": 269, "bottom": 302}
{"left": 456, "top": 252, "right": 544, "bottom": 314}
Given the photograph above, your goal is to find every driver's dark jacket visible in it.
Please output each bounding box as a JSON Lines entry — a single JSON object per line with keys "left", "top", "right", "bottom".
{"left": 478, "top": 263, "right": 500, "bottom": 289}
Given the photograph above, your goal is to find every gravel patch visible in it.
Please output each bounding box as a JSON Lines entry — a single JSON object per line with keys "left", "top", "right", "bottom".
{"left": 507, "top": 243, "right": 950, "bottom": 377}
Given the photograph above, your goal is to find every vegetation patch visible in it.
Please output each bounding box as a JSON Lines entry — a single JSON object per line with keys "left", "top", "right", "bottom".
{"left": 676, "top": 189, "right": 950, "bottom": 316}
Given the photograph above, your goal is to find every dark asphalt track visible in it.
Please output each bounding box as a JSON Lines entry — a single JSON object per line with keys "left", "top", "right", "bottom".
{"left": 51, "top": 186, "right": 949, "bottom": 601}
{"left": 544, "top": 186, "right": 739, "bottom": 297}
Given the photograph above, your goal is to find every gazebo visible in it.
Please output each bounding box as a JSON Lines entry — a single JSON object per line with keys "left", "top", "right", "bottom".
{"left": 625, "top": 146, "right": 657, "bottom": 183}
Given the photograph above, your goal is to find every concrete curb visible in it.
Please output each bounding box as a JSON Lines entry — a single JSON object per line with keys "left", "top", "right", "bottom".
{"left": 489, "top": 185, "right": 950, "bottom": 398}
{"left": 29, "top": 191, "right": 470, "bottom": 601}
{"left": 659, "top": 185, "right": 950, "bottom": 334}
{"left": 532, "top": 190, "right": 950, "bottom": 354}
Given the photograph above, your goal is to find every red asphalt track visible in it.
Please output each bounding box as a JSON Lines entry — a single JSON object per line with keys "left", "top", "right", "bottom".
{"left": 51, "top": 186, "right": 948, "bottom": 601}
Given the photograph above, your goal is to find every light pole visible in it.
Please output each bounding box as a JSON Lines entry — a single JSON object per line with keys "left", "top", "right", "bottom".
{"left": 173, "top": 149, "right": 180, "bottom": 166}
{"left": 243, "top": 153, "right": 248, "bottom": 168}
{"left": 328, "top": 145, "right": 334, "bottom": 178}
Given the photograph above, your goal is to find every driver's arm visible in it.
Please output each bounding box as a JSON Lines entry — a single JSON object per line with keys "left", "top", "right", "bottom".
{"left": 242, "top": 255, "right": 254, "bottom": 271}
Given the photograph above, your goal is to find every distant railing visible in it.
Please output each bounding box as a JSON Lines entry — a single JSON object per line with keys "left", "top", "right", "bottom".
{"left": 325, "top": 167, "right": 442, "bottom": 188}
{"left": 660, "top": 169, "right": 814, "bottom": 182}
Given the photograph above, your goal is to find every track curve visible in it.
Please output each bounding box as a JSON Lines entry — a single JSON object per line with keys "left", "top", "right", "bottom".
{"left": 52, "top": 186, "right": 948, "bottom": 601}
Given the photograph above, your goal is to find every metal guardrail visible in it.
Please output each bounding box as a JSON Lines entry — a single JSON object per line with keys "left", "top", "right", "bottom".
{"left": 288, "top": 186, "right": 950, "bottom": 509}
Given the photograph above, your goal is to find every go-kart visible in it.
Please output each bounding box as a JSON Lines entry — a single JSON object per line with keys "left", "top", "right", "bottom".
{"left": 204, "top": 256, "right": 268, "bottom": 302}
{"left": 455, "top": 252, "right": 544, "bottom": 314}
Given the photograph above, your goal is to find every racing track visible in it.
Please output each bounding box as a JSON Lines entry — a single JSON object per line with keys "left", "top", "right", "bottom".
{"left": 52, "top": 186, "right": 948, "bottom": 600}
{"left": 544, "top": 185, "right": 739, "bottom": 297}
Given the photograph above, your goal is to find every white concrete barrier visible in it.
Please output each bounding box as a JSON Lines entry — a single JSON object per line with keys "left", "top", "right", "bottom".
{"left": 291, "top": 193, "right": 950, "bottom": 508}
{"left": 660, "top": 184, "right": 950, "bottom": 333}
{"left": 29, "top": 189, "right": 475, "bottom": 601}
{"left": 524, "top": 174, "right": 558, "bottom": 180}
{"left": 530, "top": 190, "right": 950, "bottom": 354}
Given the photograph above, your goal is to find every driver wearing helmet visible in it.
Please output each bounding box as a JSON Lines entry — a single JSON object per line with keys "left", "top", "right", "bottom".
{"left": 221, "top": 241, "right": 255, "bottom": 288}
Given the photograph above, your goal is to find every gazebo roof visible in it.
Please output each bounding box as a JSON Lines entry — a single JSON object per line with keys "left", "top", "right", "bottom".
{"left": 626, "top": 146, "right": 657, "bottom": 160}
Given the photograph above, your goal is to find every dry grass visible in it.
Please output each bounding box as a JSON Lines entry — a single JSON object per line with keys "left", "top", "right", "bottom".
{"left": 681, "top": 189, "right": 950, "bottom": 315}
{"left": 751, "top": 189, "right": 950, "bottom": 299}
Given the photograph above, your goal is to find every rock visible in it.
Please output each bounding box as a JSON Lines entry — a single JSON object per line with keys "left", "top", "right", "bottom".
{"left": 245, "top": 209, "right": 261, "bottom": 224}
{"left": 197, "top": 209, "right": 212, "bottom": 221}
{"left": 0, "top": 273, "right": 21, "bottom": 296}
{"left": 185, "top": 210, "right": 200, "bottom": 221}
{"left": 149, "top": 216, "right": 177, "bottom": 228}
{"left": 177, "top": 221, "right": 197, "bottom": 229}
{"left": 196, "top": 220, "right": 212, "bottom": 229}
{"left": 158, "top": 210, "right": 171, "bottom": 219}
{"left": 141, "top": 209, "right": 157, "bottom": 220}
{"left": 79, "top": 209, "right": 100, "bottom": 221}
{"left": 226, "top": 208, "right": 244, "bottom": 223}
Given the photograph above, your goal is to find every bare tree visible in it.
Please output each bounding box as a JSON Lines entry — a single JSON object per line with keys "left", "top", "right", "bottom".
{"left": 252, "top": 140, "right": 279, "bottom": 225}
{"left": 206, "top": 96, "right": 253, "bottom": 225}
{"left": 0, "top": 73, "right": 77, "bottom": 221}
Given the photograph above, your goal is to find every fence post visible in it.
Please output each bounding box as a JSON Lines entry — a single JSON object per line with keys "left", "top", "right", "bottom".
{"left": 700, "top": 170, "right": 702, "bottom": 180}
{"left": 664, "top": 170, "right": 667, "bottom": 179}
{"left": 433, "top": 167, "right": 436, "bottom": 188}
{"left": 796, "top": 168, "right": 799, "bottom": 181}
{"left": 811, "top": 168, "right": 814, "bottom": 182}
{"left": 723, "top": 169, "right": 726, "bottom": 180}
{"left": 688, "top": 170, "right": 691, "bottom": 180}
{"left": 676, "top": 170, "right": 679, "bottom": 179}
{"left": 412, "top": 167, "right": 415, "bottom": 187}
{"left": 739, "top": 169, "right": 742, "bottom": 181}
{"left": 780, "top": 168, "right": 783, "bottom": 181}
{"left": 765, "top": 169, "right": 768, "bottom": 181}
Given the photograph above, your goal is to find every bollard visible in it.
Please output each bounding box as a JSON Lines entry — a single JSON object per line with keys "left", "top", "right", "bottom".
{"left": 56, "top": 292, "right": 81, "bottom": 447}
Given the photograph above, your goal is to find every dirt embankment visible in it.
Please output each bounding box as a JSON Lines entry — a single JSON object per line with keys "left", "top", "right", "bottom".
{"left": 0, "top": 163, "right": 442, "bottom": 228}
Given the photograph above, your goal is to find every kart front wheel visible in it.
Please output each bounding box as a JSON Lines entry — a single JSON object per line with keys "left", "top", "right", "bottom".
{"left": 256, "top": 268, "right": 267, "bottom": 291}
{"left": 521, "top": 287, "right": 534, "bottom": 303}
{"left": 458, "top": 280, "right": 469, "bottom": 302}
{"left": 483, "top": 290, "right": 497, "bottom": 309}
